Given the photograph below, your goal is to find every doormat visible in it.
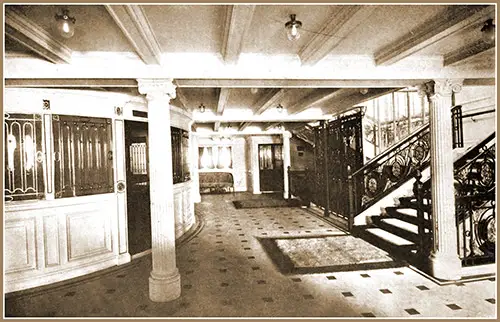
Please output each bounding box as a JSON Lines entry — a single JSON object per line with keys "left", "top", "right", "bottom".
{"left": 259, "top": 235, "right": 405, "bottom": 274}
{"left": 233, "top": 198, "right": 302, "bottom": 209}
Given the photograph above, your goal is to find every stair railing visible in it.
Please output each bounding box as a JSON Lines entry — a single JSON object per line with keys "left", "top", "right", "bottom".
{"left": 412, "top": 136, "right": 495, "bottom": 266}
{"left": 348, "top": 123, "right": 431, "bottom": 217}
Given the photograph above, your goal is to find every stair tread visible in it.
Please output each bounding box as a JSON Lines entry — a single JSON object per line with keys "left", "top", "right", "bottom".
{"left": 365, "top": 228, "right": 415, "bottom": 246}
{"left": 380, "top": 218, "right": 419, "bottom": 234}
{"left": 391, "top": 208, "right": 417, "bottom": 217}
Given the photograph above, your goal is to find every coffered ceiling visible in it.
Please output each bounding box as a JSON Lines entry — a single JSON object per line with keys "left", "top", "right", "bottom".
{"left": 4, "top": 4, "right": 496, "bottom": 132}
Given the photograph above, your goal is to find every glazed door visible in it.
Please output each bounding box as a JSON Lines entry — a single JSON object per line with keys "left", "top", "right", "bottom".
{"left": 125, "top": 121, "right": 151, "bottom": 256}
{"left": 259, "top": 144, "right": 284, "bottom": 192}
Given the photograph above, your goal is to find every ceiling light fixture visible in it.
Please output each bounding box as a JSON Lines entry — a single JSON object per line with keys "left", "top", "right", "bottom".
{"left": 55, "top": 8, "right": 76, "bottom": 39}
{"left": 285, "top": 14, "right": 302, "bottom": 41}
{"left": 276, "top": 104, "right": 284, "bottom": 113}
{"left": 359, "top": 88, "right": 369, "bottom": 95}
{"left": 199, "top": 103, "right": 206, "bottom": 113}
{"left": 481, "top": 19, "right": 495, "bottom": 44}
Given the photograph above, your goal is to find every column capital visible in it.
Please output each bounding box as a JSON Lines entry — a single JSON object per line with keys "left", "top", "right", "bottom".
{"left": 137, "top": 78, "right": 176, "bottom": 101}
{"left": 282, "top": 130, "right": 292, "bottom": 139}
{"left": 418, "top": 79, "right": 463, "bottom": 101}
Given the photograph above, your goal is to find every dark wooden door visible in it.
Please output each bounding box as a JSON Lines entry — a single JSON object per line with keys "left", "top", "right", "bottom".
{"left": 259, "top": 144, "right": 284, "bottom": 192}
{"left": 125, "top": 121, "right": 151, "bottom": 255}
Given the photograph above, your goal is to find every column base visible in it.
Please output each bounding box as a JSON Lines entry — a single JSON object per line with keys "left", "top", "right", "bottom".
{"left": 149, "top": 268, "right": 181, "bottom": 302}
{"left": 283, "top": 191, "right": 289, "bottom": 199}
{"left": 428, "top": 252, "right": 462, "bottom": 281}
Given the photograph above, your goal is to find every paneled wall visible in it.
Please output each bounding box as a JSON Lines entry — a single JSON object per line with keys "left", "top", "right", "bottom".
{"left": 4, "top": 88, "right": 195, "bottom": 293}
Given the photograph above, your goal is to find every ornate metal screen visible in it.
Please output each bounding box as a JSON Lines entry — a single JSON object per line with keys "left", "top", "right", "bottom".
{"left": 52, "top": 115, "right": 114, "bottom": 198}
{"left": 172, "top": 127, "right": 191, "bottom": 184}
{"left": 311, "top": 112, "right": 363, "bottom": 223}
{"left": 4, "top": 113, "right": 45, "bottom": 201}
{"left": 326, "top": 113, "right": 364, "bottom": 219}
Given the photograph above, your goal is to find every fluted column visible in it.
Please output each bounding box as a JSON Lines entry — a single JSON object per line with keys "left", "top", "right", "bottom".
{"left": 422, "top": 79, "right": 463, "bottom": 280}
{"left": 282, "top": 131, "right": 291, "bottom": 199}
{"left": 137, "top": 78, "right": 181, "bottom": 302}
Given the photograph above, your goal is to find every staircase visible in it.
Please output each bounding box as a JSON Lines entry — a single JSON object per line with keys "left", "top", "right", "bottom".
{"left": 353, "top": 132, "right": 495, "bottom": 268}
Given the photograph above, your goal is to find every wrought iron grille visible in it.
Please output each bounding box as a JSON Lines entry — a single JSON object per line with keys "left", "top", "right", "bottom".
{"left": 451, "top": 105, "right": 464, "bottom": 149}
{"left": 456, "top": 193, "right": 495, "bottom": 266}
{"left": 52, "top": 115, "right": 114, "bottom": 198}
{"left": 351, "top": 124, "right": 431, "bottom": 213}
{"left": 4, "top": 113, "right": 45, "bottom": 201}
{"left": 172, "top": 127, "right": 191, "bottom": 184}
{"left": 130, "top": 142, "right": 148, "bottom": 175}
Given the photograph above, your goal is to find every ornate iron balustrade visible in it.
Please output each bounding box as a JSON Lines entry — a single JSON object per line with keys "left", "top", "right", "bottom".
{"left": 412, "top": 137, "right": 495, "bottom": 266}
{"left": 456, "top": 192, "right": 495, "bottom": 266}
{"left": 350, "top": 124, "right": 431, "bottom": 214}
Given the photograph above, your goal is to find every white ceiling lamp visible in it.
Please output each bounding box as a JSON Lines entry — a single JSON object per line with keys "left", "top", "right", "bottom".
{"left": 55, "top": 8, "right": 76, "bottom": 39}
{"left": 481, "top": 19, "right": 495, "bottom": 44}
{"left": 285, "top": 14, "right": 302, "bottom": 41}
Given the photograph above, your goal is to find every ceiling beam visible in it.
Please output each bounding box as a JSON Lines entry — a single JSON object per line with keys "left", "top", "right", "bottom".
{"left": 217, "top": 88, "right": 231, "bottom": 115}
{"left": 196, "top": 115, "right": 330, "bottom": 123}
{"left": 254, "top": 89, "right": 285, "bottom": 115}
{"left": 238, "top": 89, "right": 285, "bottom": 131}
{"left": 5, "top": 8, "right": 72, "bottom": 64}
{"left": 5, "top": 77, "right": 491, "bottom": 88}
{"left": 375, "top": 5, "right": 494, "bottom": 66}
{"left": 174, "top": 79, "right": 429, "bottom": 88}
{"left": 221, "top": 5, "right": 256, "bottom": 64}
{"left": 443, "top": 40, "right": 495, "bottom": 66}
{"left": 288, "top": 89, "right": 342, "bottom": 115}
{"left": 105, "top": 5, "right": 162, "bottom": 65}
{"left": 326, "top": 88, "right": 400, "bottom": 116}
{"left": 299, "top": 6, "right": 376, "bottom": 66}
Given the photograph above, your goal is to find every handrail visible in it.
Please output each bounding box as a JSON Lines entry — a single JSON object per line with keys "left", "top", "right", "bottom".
{"left": 351, "top": 123, "right": 429, "bottom": 178}
{"left": 454, "top": 132, "right": 496, "bottom": 173}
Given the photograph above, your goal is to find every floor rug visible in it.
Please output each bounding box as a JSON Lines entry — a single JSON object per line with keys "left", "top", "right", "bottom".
{"left": 233, "top": 198, "right": 302, "bottom": 209}
{"left": 259, "top": 235, "right": 405, "bottom": 274}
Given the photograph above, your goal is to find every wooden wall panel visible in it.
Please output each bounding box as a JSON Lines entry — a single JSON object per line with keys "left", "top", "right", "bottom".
{"left": 5, "top": 219, "right": 37, "bottom": 273}
{"left": 66, "top": 211, "right": 112, "bottom": 261}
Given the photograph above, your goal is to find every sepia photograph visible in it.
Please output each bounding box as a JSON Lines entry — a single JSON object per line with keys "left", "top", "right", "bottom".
{"left": 3, "top": 2, "right": 497, "bottom": 318}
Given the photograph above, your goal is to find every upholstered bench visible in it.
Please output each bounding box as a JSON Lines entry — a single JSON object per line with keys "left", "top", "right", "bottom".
{"left": 199, "top": 172, "right": 235, "bottom": 194}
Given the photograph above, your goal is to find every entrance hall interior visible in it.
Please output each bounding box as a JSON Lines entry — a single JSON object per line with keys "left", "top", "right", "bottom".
{"left": 3, "top": 3, "right": 497, "bottom": 318}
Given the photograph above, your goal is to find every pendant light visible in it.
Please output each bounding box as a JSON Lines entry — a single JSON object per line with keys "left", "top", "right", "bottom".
{"left": 285, "top": 14, "right": 302, "bottom": 41}
{"left": 55, "top": 8, "right": 76, "bottom": 39}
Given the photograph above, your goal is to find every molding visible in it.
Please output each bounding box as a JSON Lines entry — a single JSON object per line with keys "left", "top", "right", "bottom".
{"left": 221, "top": 5, "right": 256, "bottom": 63}
{"left": 5, "top": 78, "right": 138, "bottom": 88}
{"left": 105, "top": 5, "right": 162, "bottom": 65}
{"left": 443, "top": 40, "right": 495, "bottom": 66}
{"left": 375, "top": 5, "right": 494, "bottom": 66}
{"left": 5, "top": 8, "right": 72, "bottom": 64}
{"left": 299, "top": 6, "right": 376, "bottom": 65}
{"left": 288, "top": 88, "right": 342, "bottom": 115}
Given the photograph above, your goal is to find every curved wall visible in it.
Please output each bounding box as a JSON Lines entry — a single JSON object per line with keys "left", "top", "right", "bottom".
{"left": 4, "top": 88, "right": 195, "bottom": 293}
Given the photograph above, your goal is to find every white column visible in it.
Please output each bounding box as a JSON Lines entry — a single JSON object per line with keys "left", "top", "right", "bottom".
{"left": 191, "top": 133, "right": 201, "bottom": 203}
{"left": 137, "top": 79, "right": 181, "bottom": 302}
{"left": 282, "top": 131, "right": 291, "bottom": 199}
{"left": 423, "top": 79, "right": 463, "bottom": 280}
{"left": 250, "top": 137, "right": 261, "bottom": 194}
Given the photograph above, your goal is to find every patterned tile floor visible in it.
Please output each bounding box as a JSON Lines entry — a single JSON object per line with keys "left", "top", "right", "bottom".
{"left": 5, "top": 193, "right": 497, "bottom": 317}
